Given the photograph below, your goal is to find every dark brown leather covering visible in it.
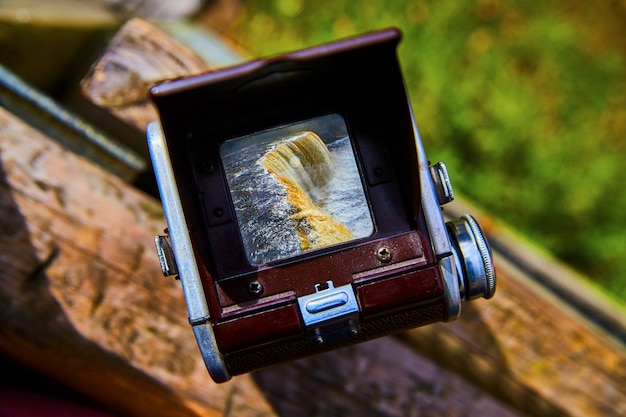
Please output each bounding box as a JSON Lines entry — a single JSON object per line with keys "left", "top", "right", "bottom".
{"left": 224, "top": 301, "right": 444, "bottom": 375}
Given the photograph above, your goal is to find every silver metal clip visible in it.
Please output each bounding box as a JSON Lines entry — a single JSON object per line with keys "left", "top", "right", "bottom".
{"left": 154, "top": 234, "right": 178, "bottom": 277}
{"left": 297, "top": 281, "right": 360, "bottom": 344}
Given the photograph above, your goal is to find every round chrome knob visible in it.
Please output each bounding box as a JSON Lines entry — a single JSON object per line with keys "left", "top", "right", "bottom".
{"left": 446, "top": 214, "right": 496, "bottom": 300}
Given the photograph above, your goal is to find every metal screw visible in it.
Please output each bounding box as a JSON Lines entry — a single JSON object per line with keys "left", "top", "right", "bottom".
{"left": 247, "top": 280, "right": 264, "bottom": 296}
{"left": 376, "top": 246, "right": 392, "bottom": 262}
{"left": 313, "top": 328, "right": 324, "bottom": 344}
{"left": 347, "top": 320, "right": 359, "bottom": 338}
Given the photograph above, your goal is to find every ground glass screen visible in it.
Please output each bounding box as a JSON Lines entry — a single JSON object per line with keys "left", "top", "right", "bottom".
{"left": 220, "top": 114, "right": 375, "bottom": 265}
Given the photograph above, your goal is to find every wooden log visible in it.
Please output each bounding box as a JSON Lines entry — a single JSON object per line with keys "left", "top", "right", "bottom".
{"left": 79, "top": 17, "right": 626, "bottom": 417}
{"left": 0, "top": 107, "right": 276, "bottom": 417}
{"left": 80, "top": 18, "right": 213, "bottom": 133}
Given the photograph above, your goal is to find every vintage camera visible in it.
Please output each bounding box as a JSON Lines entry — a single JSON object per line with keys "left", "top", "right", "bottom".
{"left": 147, "top": 28, "right": 495, "bottom": 383}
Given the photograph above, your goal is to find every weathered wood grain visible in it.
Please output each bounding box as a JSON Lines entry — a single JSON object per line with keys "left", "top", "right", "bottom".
{"left": 0, "top": 107, "right": 275, "bottom": 417}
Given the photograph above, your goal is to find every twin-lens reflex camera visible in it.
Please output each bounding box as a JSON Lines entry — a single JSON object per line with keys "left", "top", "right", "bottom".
{"left": 147, "top": 28, "right": 496, "bottom": 383}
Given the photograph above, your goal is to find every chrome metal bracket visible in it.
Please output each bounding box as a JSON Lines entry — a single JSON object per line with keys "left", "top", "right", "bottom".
{"left": 154, "top": 234, "right": 179, "bottom": 277}
{"left": 297, "top": 281, "right": 360, "bottom": 345}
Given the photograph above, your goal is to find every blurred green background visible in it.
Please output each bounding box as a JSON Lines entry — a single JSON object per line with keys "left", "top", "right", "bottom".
{"left": 226, "top": 0, "right": 626, "bottom": 304}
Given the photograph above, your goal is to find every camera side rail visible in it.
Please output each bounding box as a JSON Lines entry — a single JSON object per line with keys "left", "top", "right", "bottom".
{"left": 147, "top": 121, "right": 231, "bottom": 383}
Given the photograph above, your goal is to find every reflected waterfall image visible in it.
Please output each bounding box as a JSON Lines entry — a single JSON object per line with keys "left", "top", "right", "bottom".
{"left": 221, "top": 115, "right": 374, "bottom": 265}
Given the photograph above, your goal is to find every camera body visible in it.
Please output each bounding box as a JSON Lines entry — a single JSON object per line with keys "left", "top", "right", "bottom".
{"left": 147, "top": 28, "right": 495, "bottom": 383}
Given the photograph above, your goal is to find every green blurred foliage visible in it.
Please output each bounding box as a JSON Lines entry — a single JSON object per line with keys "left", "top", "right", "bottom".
{"left": 230, "top": 0, "right": 626, "bottom": 302}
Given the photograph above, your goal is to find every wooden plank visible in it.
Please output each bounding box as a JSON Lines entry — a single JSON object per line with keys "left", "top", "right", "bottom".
{"left": 0, "top": 107, "right": 276, "bottom": 417}
{"left": 444, "top": 198, "right": 626, "bottom": 345}
{"left": 79, "top": 17, "right": 626, "bottom": 417}
{"left": 400, "top": 255, "right": 626, "bottom": 417}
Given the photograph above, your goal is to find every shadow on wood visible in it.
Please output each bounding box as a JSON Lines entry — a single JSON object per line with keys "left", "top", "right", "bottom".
{"left": 252, "top": 336, "right": 522, "bottom": 417}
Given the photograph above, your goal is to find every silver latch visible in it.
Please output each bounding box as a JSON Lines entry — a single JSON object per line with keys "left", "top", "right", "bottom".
{"left": 297, "top": 281, "right": 360, "bottom": 344}
{"left": 430, "top": 161, "right": 455, "bottom": 205}
{"left": 154, "top": 234, "right": 179, "bottom": 277}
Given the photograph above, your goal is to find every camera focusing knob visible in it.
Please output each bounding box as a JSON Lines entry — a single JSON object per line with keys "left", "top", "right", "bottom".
{"left": 446, "top": 215, "right": 496, "bottom": 300}
{"left": 430, "top": 161, "right": 455, "bottom": 205}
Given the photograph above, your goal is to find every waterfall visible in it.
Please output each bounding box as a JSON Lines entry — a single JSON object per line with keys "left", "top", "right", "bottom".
{"left": 260, "top": 131, "right": 353, "bottom": 250}
{"left": 260, "top": 131, "right": 335, "bottom": 195}
{"left": 222, "top": 115, "right": 375, "bottom": 265}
